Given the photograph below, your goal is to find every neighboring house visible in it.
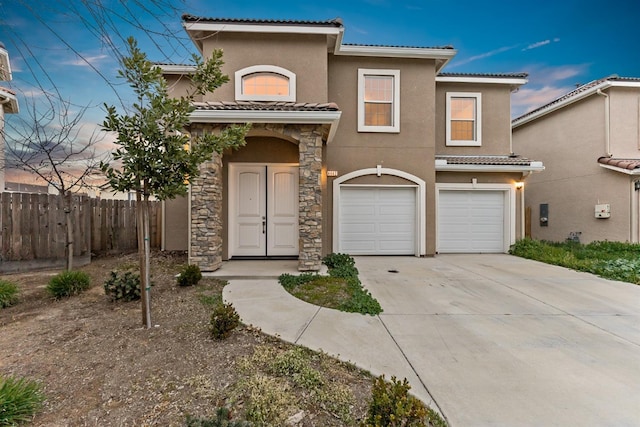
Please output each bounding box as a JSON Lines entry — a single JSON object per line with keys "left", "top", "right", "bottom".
{"left": 0, "top": 42, "right": 19, "bottom": 193}
{"left": 162, "top": 15, "right": 543, "bottom": 271}
{"left": 513, "top": 76, "right": 640, "bottom": 244}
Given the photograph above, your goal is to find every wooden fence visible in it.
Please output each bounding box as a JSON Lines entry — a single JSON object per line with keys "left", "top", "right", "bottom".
{"left": 0, "top": 192, "right": 161, "bottom": 273}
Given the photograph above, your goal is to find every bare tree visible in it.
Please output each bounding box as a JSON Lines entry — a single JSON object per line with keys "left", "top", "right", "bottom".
{"left": 5, "top": 95, "right": 106, "bottom": 270}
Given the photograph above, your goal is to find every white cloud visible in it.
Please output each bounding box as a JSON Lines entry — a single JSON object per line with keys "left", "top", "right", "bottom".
{"left": 62, "top": 53, "right": 109, "bottom": 68}
{"left": 511, "top": 85, "right": 574, "bottom": 118}
{"left": 522, "top": 38, "right": 560, "bottom": 51}
{"left": 449, "top": 44, "right": 518, "bottom": 68}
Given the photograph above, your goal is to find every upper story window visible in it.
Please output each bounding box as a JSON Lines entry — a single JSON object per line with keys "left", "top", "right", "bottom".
{"left": 358, "top": 69, "right": 400, "bottom": 133}
{"left": 446, "top": 92, "right": 482, "bottom": 146}
{"left": 235, "top": 65, "right": 296, "bottom": 102}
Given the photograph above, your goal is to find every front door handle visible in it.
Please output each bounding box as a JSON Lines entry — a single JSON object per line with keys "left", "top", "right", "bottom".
{"left": 262, "top": 216, "right": 266, "bottom": 234}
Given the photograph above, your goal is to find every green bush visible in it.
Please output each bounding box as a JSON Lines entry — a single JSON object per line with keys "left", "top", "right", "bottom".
{"left": 322, "top": 252, "right": 356, "bottom": 270}
{"left": 0, "top": 280, "right": 19, "bottom": 308}
{"left": 270, "top": 347, "right": 324, "bottom": 390}
{"left": 0, "top": 374, "right": 44, "bottom": 426}
{"left": 104, "top": 270, "right": 141, "bottom": 302}
{"left": 210, "top": 303, "right": 240, "bottom": 340}
{"left": 177, "top": 264, "right": 203, "bottom": 287}
{"left": 280, "top": 254, "right": 382, "bottom": 316}
{"left": 46, "top": 270, "right": 91, "bottom": 299}
{"left": 510, "top": 238, "right": 640, "bottom": 284}
{"left": 362, "top": 375, "right": 440, "bottom": 427}
{"left": 185, "top": 407, "right": 251, "bottom": 427}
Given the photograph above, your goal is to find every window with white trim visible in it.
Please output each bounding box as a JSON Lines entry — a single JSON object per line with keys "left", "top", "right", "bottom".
{"left": 358, "top": 69, "right": 400, "bottom": 133}
{"left": 235, "top": 65, "right": 296, "bottom": 102}
{"left": 446, "top": 92, "right": 481, "bottom": 146}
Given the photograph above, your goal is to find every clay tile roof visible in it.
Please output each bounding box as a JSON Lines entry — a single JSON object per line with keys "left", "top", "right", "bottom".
{"left": 436, "top": 155, "right": 536, "bottom": 166}
{"left": 598, "top": 156, "right": 640, "bottom": 170}
{"left": 0, "top": 86, "right": 15, "bottom": 95}
{"left": 514, "top": 76, "right": 640, "bottom": 123}
{"left": 182, "top": 14, "right": 344, "bottom": 28}
{"left": 193, "top": 101, "right": 340, "bottom": 112}
{"left": 439, "top": 72, "right": 528, "bottom": 79}
{"left": 342, "top": 42, "right": 454, "bottom": 50}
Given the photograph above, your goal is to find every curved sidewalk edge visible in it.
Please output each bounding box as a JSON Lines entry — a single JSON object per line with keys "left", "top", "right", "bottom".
{"left": 223, "top": 279, "right": 442, "bottom": 415}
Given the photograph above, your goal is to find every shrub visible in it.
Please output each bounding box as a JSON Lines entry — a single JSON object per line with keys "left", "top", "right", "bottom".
{"left": 242, "top": 375, "right": 295, "bottom": 426}
{"left": 0, "top": 374, "right": 44, "bottom": 425}
{"left": 322, "top": 252, "right": 356, "bottom": 270}
{"left": 0, "top": 280, "right": 19, "bottom": 308}
{"left": 103, "top": 270, "right": 141, "bottom": 302}
{"left": 185, "top": 407, "right": 251, "bottom": 427}
{"left": 210, "top": 303, "right": 240, "bottom": 340}
{"left": 362, "top": 375, "right": 429, "bottom": 427}
{"left": 270, "top": 347, "right": 324, "bottom": 390}
{"left": 177, "top": 264, "right": 203, "bottom": 287}
{"left": 46, "top": 270, "right": 91, "bottom": 299}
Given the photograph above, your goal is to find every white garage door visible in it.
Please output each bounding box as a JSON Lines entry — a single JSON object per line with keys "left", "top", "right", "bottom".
{"left": 339, "top": 187, "right": 416, "bottom": 255}
{"left": 438, "top": 190, "right": 506, "bottom": 253}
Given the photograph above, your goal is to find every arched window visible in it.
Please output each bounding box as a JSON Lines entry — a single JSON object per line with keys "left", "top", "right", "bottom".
{"left": 235, "top": 65, "right": 296, "bottom": 102}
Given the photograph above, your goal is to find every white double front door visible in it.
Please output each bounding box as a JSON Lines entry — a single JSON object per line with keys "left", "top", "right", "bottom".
{"left": 229, "top": 164, "right": 299, "bottom": 257}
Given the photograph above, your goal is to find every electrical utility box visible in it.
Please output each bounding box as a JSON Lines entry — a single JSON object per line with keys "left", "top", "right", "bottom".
{"left": 595, "top": 204, "right": 611, "bottom": 219}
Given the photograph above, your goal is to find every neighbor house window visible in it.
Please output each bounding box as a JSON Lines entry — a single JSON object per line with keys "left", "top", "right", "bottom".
{"left": 358, "top": 69, "right": 400, "bottom": 133}
{"left": 235, "top": 65, "right": 296, "bottom": 102}
{"left": 446, "top": 92, "right": 481, "bottom": 146}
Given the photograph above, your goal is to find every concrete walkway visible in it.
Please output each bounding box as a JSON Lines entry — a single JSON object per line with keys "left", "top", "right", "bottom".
{"left": 219, "top": 255, "right": 640, "bottom": 426}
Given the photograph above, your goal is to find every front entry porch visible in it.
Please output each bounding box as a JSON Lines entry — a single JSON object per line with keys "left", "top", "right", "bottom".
{"left": 189, "top": 123, "right": 327, "bottom": 272}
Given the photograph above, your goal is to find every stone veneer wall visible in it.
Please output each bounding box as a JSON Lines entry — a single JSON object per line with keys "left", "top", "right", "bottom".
{"left": 189, "top": 123, "right": 326, "bottom": 271}
{"left": 296, "top": 126, "right": 324, "bottom": 271}
{"left": 189, "top": 151, "right": 223, "bottom": 271}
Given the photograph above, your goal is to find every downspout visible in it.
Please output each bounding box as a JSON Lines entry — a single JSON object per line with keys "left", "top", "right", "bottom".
{"left": 596, "top": 89, "right": 611, "bottom": 157}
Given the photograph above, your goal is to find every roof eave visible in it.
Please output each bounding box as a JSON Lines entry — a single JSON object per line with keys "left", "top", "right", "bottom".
{"left": 0, "top": 89, "right": 18, "bottom": 113}
{"left": 183, "top": 21, "right": 344, "bottom": 55}
{"left": 336, "top": 45, "right": 456, "bottom": 70}
{"left": 189, "top": 110, "right": 342, "bottom": 143}
{"left": 436, "top": 75, "right": 528, "bottom": 91}
{"left": 599, "top": 163, "right": 640, "bottom": 175}
{"left": 159, "top": 64, "right": 196, "bottom": 74}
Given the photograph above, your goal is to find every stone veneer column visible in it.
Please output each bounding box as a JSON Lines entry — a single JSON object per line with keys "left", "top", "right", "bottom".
{"left": 189, "top": 152, "right": 223, "bottom": 271}
{"left": 298, "top": 127, "right": 324, "bottom": 271}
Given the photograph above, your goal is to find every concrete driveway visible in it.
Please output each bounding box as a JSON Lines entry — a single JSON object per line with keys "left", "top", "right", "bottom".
{"left": 355, "top": 254, "right": 640, "bottom": 426}
{"left": 223, "top": 254, "right": 640, "bottom": 426}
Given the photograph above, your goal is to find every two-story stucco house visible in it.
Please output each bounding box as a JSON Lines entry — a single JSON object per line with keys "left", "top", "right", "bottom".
{"left": 0, "top": 42, "right": 19, "bottom": 192}
{"left": 162, "top": 15, "right": 543, "bottom": 271}
{"left": 513, "top": 76, "right": 640, "bottom": 244}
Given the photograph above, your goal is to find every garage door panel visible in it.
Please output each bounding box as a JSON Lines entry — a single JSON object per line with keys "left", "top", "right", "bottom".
{"left": 438, "top": 190, "right": 506, "bottom": 253}
{"left": 339, "top": 187, "right": 416, "bottom": 255}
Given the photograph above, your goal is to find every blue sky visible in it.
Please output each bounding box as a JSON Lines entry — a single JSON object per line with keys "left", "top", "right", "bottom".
{"left": 1, "top": 0, "right": 639, "bottom": 176}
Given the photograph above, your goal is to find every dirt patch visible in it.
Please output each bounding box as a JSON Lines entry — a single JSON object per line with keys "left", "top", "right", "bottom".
{"left": 0, "top": 252, "right": 373, "bottom": 426}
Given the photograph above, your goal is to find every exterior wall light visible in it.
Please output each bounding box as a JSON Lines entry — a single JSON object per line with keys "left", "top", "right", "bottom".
{"left": 515, "top": 181, "right": 524, "bottom": 189}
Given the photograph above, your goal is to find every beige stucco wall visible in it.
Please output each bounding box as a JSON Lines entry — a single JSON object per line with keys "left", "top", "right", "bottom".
{"left": 609, "top": 87, "right": 640, "bottom": 157}
{"left": 513, "top": 92, "right": 638, "bottom": 243}
{"left": 163, "top": 196, "right": 189, "bottom": 251}
{"left": 435, "top": 83, "right": 513, "bottom": 155}
{"left": 199, "top": 33, "right": 329, "bottom": 103}
{"left": 326, "top": 55, "right": 437, "bottom": 255}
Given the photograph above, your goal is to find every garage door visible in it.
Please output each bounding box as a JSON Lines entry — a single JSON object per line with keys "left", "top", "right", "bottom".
{"left": 339, "top": 187, "right": 416, "bottom": 255}
{"left": 438, "top": 190, "right": 505, "bottom": 253}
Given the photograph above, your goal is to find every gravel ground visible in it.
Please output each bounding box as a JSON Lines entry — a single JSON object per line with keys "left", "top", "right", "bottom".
{"left": 0, "top": 252, "right": 373, "bottom": 426}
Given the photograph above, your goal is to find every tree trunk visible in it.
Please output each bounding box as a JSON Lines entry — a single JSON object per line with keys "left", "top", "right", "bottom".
{"left": 143, "top": 191, "right": 151, "bottom": 327}
{"left": 137, "top": 189, "right": 151, "bottom": 328}
{"left": 64, "top": 191, "right": 73, "bottom": 271}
